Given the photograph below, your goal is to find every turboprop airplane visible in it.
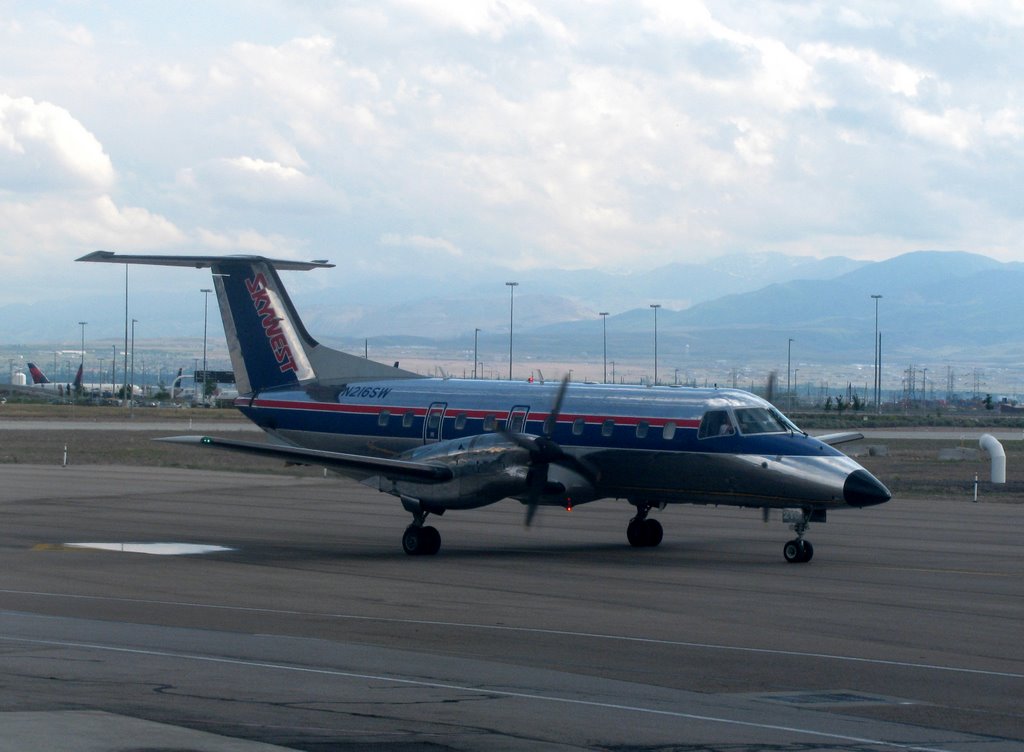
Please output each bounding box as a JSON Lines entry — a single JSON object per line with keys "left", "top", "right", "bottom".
{"left": 78, "top": 251, "right": 890, "bottom": 561}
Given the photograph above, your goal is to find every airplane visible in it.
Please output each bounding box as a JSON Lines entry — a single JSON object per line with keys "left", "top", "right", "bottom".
{"left": 78, "top": 250, "right": 891, "bottom": 561}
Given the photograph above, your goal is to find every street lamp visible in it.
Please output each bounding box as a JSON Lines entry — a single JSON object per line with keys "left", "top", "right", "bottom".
{"left": 473, "top": 328, "right": 480, "bottom": 379}
{"left": 599, "top": 312, "right": 609, "bottom": 384}
{"left": 787, "top": 338, "right": 794, "bottom": 409}
{"left": 130, "top": 318, "right": 137, "bottom": 414}
{"left": 650, "top": 304, "right": 661, "bottom": 385}
{"left": 505, "top": 282, "right": 518, "bottom": 380}
{"left": 201, "top": 288, "right": 213, "bottom": 404}
{"left": 871, "top": 294, "right": 883, "bottom": 413}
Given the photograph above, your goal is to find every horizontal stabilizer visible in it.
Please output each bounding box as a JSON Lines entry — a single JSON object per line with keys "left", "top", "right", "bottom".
{"left": 77, "top": 250, "right": 333, "bottom": 271}
{"left": 155, "top": 435, "right": 453, "bottom": 483}
{"left": 814, "top": 431, "right": 864, "bottom": 447}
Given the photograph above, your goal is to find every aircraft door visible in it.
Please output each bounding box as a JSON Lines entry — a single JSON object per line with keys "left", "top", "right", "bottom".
{"left": 424, "top": 402, "right": 448, "bottom": 444}
{"left": 506, "top": 405, "right": 530, "bottom": 434}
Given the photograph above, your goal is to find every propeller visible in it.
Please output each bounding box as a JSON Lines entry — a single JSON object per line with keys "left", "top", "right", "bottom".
{"left": 500, "top": 374, "right": 597, "bottom": 526}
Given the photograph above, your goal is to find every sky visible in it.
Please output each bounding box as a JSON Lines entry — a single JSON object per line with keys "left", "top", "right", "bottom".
{"left": 3, "top": 1, "right": 1024, "bottom": 319}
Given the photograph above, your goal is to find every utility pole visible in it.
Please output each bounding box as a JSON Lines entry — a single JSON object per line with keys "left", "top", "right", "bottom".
{"left": 506, "top": 282, "right": 518, "bottom": 380}
{"left": 650, "top": 304, "right": 661, "bottom": 385}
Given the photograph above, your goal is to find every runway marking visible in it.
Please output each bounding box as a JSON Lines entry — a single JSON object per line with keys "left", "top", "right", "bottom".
{"left": 2, "top": 588, "right": 1022, "bottom": 680}
{"left": 0, "top": 633, "right": 963, "bottom": 752}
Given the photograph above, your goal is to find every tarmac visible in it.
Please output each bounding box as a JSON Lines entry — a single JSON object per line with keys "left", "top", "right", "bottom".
{"left": 1, "top": 463, "right": 1022, "bottom": 751}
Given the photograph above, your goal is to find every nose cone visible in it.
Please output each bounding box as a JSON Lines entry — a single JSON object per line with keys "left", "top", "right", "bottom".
{"left": 844, "top": 469, "right": 891, "bottom": 507}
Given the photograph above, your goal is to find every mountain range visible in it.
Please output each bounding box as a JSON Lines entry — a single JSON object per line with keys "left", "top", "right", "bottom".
{"left": 4, "top": 251, "right": 1023, "bottom": 377}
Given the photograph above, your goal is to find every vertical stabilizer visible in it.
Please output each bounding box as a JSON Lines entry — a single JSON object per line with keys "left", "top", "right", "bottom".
{"left": 77, "top": 252, "right": 424, "bottom": 395}
{"left": 27, "top": 363, "right": 49, "bottom": 384}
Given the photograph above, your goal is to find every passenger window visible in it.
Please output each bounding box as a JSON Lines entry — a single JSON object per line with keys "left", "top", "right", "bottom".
{"left": 484, "top": 414, "right": 497, "bottom": 431}
{"left": 403, "top": 411, "right": 415, "bottom": 428}
{"left": 377, "top": 410, "right": 391, "bottom": 427}
{"left": 572, "top": 418, "right": 585, "bottom": 436}
{"left": 636, "top": 420, "right": 649, "bottom": 439}
{"left": 454, "top": 413, "right": 467, "bottom": 431}
{"left": 601, "top": 419, "right": 615, "bottom": 437}
{"left": 662, "top": 421, "right": 676, "bottom": 440}
{"left": 698, "top": 410, "right": 734, "bottom": 439}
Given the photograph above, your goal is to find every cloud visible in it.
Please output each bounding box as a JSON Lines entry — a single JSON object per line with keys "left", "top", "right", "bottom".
{"left": 0, "top": 195, "right": 184, "bottom": 262}
{"left": 380, "top": 233, "right": 464, "bottom": 257}
{"left": 0, "top": 94, "right": 114, "bottom": 192}
{"left": 176, "top": 156, "right": 348, "bottom": 212}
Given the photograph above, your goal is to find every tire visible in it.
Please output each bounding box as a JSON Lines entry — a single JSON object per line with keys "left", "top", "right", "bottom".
{"left": 402, "top": 526, "right": 422, "bottom": 555}
{"left": 420, "top": 525, "right": 441, "bottom": 555}
{"left": 783, "top": 540, "right": 801, "bottom": 563}
{"left": 627, "top": 520, "right": 644, "bottom": 547}
{"left": 644, "top": 519, "right": 663, "bottom": 547}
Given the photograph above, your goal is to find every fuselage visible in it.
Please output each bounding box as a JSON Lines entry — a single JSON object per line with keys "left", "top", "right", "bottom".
{"left": 236, "top": 378, "right": 887, "bottom": 512}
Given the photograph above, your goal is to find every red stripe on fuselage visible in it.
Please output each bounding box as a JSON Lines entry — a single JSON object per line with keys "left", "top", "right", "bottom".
{"left": 242, "top": 397, "right": 702, "bottom": 429}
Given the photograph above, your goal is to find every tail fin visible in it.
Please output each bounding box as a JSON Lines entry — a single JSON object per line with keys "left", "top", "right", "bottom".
{"left": 77, "top": 252, "right": 423, "bottom": 395}
{"left": 73, "top": 364, "right": 83, "bottom": 391}
{"left": 27, "top": 363, "right": 50, "bottom": 384}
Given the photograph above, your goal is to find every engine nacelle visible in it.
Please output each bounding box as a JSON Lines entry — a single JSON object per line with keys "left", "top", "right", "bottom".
{"left": 378, "top": 433, "right": 533, "bottom": 510}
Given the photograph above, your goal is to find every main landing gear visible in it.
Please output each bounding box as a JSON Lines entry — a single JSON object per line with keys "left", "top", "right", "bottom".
{"left": 627, "top": 503, "right": 663, "bottom": 548}
{"left": 401, "top": 497, "right": 443, "bottom": 556}
{"left": 782, "top": 508, "right": 816, "bottom": 563}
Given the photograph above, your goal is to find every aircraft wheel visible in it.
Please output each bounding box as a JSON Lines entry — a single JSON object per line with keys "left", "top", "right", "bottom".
{"left": 784, "top": 539, "right": 801, "bottom": 563}
{"left": 403, "top": 525, "right": 441, "bottom": 556}
{"left": 783, "top": 539, "right": 812, "bottom": 563}
{"left": 627, "top": 519, "right": 663, "bottom": 547}
{"left": 627, "top": 520, "right": 645, "bottom": 547}
{"left": 644, "top": 519, "right": 663, "bottom": 547}
{"left": 421, "top": 525, "right": 441, "bottom": 555}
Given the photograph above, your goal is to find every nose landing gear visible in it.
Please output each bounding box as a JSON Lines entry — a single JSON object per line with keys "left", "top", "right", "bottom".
{"left": 782, "top": 508, "right": 817, "bottom": 563}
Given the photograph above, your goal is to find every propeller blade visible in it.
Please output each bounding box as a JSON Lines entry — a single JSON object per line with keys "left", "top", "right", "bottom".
{"left": 546, "top": 374, "right": 571, "bottom": 436}
{"left": 524, "top": 465, "right": 548, "bottom": 527}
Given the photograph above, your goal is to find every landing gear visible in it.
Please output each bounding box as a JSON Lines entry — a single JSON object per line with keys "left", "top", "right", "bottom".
{"left": 627, "top": 503, "right": 663, "bottom": 547}
{"left": 402, "top": 524, "right": 441, "bottom": 556}
{"left": 400, "top": 496, "right": 443, "bottom": 556}
{"left": 782, "top": 508, "right": 816, "bottom": 563}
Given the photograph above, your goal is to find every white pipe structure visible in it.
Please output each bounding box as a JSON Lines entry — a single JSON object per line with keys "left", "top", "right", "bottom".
{"left": 979, "top": 433, "right": 1006, "bottom": 484}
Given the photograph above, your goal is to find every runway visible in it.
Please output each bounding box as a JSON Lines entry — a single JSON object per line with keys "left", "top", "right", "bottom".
{"left": 1, "top": 464, "right": 1021, "bottom": 751}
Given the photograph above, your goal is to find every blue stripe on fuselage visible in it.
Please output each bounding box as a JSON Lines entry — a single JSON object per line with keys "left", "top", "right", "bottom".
{"left": 236, "top": 379, "right": 842, "bottom": 458}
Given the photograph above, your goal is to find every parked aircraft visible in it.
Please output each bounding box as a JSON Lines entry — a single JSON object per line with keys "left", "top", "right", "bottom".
{"left": 26, "top": 363, "right": 65, "bottom": 393}
{"left": 78, "top": 251, "right": 890, "bottom": 560}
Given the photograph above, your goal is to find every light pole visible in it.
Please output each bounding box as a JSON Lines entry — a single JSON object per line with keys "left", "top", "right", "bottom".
{"left": 599, "top": 311, "right": 609, "bottom": 384}
{"left": 505, "top": 282, "right": 518, "bottom": 380}
{"left": 473, "top": 328, "right": 480, "bottom": 379}
{"left": 111, "top": 344, "right": 116, "bottom": 396}
{"left": 650, "top": 304, "right": 661, "bottom": 385}
{"left": 201, "top": 288, "right": 213, "bottom": 404}
{"left": 123, "top": 264, "right": 129, "bottom": 410}
{"left": 787, "top": 338, "right": 794, "bottom": 409}
{"left": 130, "top": 318, "right": 137, "bottom": 414}
{"left": 78, "top": 321, "right": 87, "bottom": 395}
{"left": 871, "top": 294, "right": 882, "bottom": 413}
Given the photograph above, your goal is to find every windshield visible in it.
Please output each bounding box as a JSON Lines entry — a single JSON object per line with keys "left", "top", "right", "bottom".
{"left": 734, "top": 407, "right": 788, "bottom": 435}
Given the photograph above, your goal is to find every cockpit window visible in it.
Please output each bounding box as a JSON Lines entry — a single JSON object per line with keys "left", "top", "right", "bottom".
{"left": 734, "top": 407, "right": 787, "bottom": 435}
{"left": 698, "top": 409, "right": 735, "bottom": 439}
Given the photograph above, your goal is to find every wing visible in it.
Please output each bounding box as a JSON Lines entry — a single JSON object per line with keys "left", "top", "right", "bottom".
{"left": 155, "top": 435, "right": 452, "bottom": 483}
{"left": 814, "top": 431, "right": 864, "bottom": 447}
